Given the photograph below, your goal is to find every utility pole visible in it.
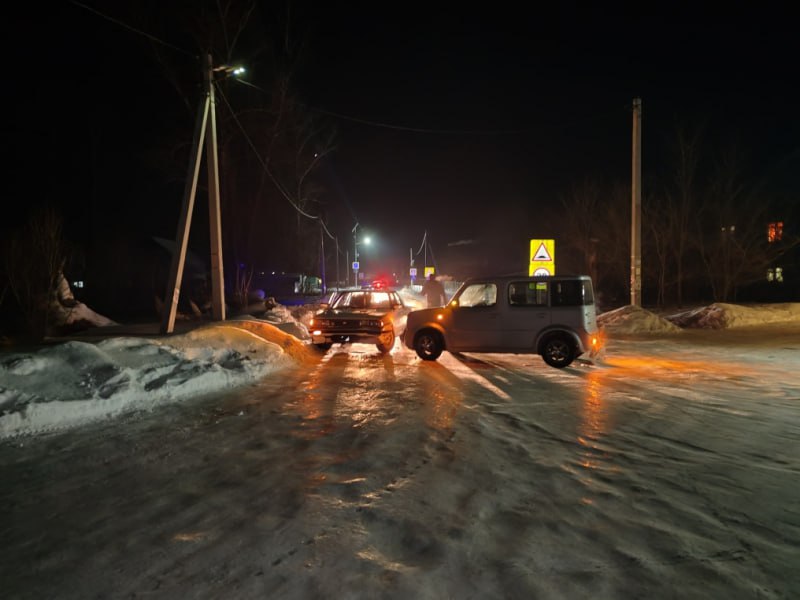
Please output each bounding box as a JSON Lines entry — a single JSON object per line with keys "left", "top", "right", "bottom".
{"left": 205, "top": 53, "right": 225, "bottom": 322}
{"left": 319, "top": 224, "right": 326, "bottom": 293}
{"left": 630, "top": 97, "right": 642, "bottom": 307}
{"left": 424, "top": 230, "right": 428, "bottom": 271}
{"left": 352, "top": 222, "right": 360, "bottom": 286}
{"left": 161, "top": 53, "right": 227, "bottom": 334}
{"left": 335, "top": 237, "right": 340, "bottom": 290}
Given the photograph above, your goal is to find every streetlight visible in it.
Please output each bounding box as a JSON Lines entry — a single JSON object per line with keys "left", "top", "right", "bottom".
{"left": 352, "top": 223, "right": 372, "bottom": 286}
{"left": 212, "top": 64, "right": 246, "bottom": 77}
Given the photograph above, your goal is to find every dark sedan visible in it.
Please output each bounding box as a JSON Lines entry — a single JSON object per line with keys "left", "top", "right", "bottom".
{"left": 310, "top": 288, "right": 407, "bottom": 353}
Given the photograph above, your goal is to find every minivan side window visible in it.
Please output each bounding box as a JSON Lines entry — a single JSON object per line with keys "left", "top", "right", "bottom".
{"left": 458, "top": 283, "right": 497, "bottom": 307}
{"left": 508, "top": 281, "right": 548, "bottom": 306}
{"left": 551, "top": 280, "right": 594, "bottom": 306}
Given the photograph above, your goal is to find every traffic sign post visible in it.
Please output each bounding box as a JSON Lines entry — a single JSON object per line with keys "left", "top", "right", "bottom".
{"left": 529, "top": 239, "right": 556, "bottom": 276}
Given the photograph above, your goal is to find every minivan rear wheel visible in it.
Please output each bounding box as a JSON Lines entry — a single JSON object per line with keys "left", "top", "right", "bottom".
{"left": 541, "top": 335, "right": 575, "bottom": 368}
{"left": 414, "top": 330, "right": 443, "bottom": 361}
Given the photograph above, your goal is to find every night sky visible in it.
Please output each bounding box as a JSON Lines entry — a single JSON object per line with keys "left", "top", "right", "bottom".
{"left": 5, "top": 2, "right": 799, "bottom": 281}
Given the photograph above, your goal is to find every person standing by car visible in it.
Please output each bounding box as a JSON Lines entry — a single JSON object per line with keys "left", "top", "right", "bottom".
{"left": 421, "top": 274, "right": 446, "bottom": 307}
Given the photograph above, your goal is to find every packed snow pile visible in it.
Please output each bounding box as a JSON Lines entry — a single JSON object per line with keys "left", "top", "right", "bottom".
{"left": 598, "top": 305, "right": 682, "bottom": 334}
{"left": 249, "top": 303, "right": 311, "bottom": 340}
{"left": 50, "top": 273, "right": 118, "bottom": 331}
{"left": 666, "top": 302, "right": 800, "bottom": 329}
{"left": 52, "top": 300, "right": 118, "bottom": 329}
{"left": 0, "top": 323, "right": 294, "bottom": 438}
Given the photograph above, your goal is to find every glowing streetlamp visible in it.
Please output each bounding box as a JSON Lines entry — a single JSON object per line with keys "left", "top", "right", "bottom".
{"left": 352, "top": 223, "right": 372, "bottom": 286}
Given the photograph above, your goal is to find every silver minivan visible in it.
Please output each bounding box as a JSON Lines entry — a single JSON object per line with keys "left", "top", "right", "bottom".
{"left": 403, "top": 275, "right": 602, "bottom": 368}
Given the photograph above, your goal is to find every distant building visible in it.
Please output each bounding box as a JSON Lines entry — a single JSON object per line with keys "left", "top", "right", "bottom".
{"left": 746, "top": 218, "right": 799, "bottom": 302}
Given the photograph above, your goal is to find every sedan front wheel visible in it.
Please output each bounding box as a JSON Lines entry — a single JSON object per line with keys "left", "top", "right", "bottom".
{"left": 376, "top": 328, "right": 395, "bottom": 354}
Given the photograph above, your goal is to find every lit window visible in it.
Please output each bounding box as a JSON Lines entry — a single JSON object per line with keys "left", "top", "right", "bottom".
{"left": 767, "top": 222, "right": 784, "bottom": 243}
{"left": 767, "top": 267, "right": 784, "bottom": 283}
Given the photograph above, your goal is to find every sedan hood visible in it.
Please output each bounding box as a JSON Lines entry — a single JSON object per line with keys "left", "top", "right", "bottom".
{"left": 320, "top": 308, "right": 386, "bottom": 319}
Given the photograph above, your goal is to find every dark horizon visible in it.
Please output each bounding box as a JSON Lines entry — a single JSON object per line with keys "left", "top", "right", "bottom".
{"left": 4, "top": 2, "right": 799, "bottom": 298}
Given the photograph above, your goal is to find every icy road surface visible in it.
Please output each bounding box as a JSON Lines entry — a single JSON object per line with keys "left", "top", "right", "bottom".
{"left": 2, "top": 325, "right": 799, "bottom": 599}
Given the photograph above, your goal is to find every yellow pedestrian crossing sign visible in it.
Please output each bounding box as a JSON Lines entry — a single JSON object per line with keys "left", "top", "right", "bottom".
{"left": 529, "top": 239, "right": 555, "bottom": 276}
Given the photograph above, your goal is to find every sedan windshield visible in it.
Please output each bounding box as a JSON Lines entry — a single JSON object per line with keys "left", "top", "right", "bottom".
{"left": 332, "top": 291, "right": 395, "bottom": 310}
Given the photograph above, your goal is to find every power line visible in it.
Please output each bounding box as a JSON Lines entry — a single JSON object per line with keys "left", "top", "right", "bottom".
{"left": 214, "top": 82, "right": 340, "bottom": 244}
{"left": 235, "top": 79, "right": 522, "bottom": 135}
{"left": 307, "top": 105, "right": 528, "bottom": 135}
{"left": 69, "top": 0, "right": 196, "bottom": 58}
{"left": 236, "top": 79, "right": 624, "bottom": 136}
{"left": 415, "top": 231, "right": 427, "bottom": 257}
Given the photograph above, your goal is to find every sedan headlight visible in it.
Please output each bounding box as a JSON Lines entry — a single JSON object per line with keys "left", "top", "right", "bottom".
{"left": 314, "top": 318, "right": 333, "bottom": 328}
{"left": 359, "top": 319, "right": 381, "bottom": 328}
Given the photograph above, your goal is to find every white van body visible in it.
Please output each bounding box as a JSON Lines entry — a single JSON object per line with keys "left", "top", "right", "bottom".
{"left": 403, "top": 275, "right": 601, "bottom": 368}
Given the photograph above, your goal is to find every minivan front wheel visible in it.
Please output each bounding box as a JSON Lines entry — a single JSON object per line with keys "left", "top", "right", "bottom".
{"left": 541, "top": 335, "right": 575, "bottom": 368}
{"left": 414, "top": 330, "right": 443, "bottom": 361}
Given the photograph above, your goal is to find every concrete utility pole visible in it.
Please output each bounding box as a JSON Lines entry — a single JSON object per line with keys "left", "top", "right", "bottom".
{"left": 161, "top": 53, "right": 226, "bottom": 334}
{"left": 352, "top": 222, "right": 360, "bottom": 286}
{"left": 335, "top": 237, "right": 339, "bottom": 290}
{"left": 319, "top": 224, "right": 326, "bottom": 293}
{"left": 205, "top": 53, "right": 225, "bottom": 323}
{"left": 630, "top": 97, "right": 642, "bottom": 307}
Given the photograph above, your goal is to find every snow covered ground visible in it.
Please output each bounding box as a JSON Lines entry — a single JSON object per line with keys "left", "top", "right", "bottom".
{"left": 1, "top": 301, "right": 798, "bottom": 438}
{"left": 1, "top": 301, "right": 799, "bottom": 599}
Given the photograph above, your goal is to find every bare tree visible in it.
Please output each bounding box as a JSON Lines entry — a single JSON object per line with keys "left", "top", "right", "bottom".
{"left": 603, "top": 182, "right": 634, "bottom": 303}
{"left": 696, "top": 146, "right": 795, "bottom": 301}
{"left": 175, "top": 2, "right": 336, "bottom": 282}
{"left": 559, "top": 177, "right": 602, "bottom": 275}
{"left": 2, "top": 208, "right": 69, "bottom": 339}
{"left": 559, "top": 178, "right": 630, "bottom": 306}
{"left": 669, "top": 123, "right": 704, "bottom": 307}
{"left": 643, "top": 190, "right": 674, "bottom": 307}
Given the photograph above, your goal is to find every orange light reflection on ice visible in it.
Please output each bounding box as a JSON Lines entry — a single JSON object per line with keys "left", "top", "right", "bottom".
{"left": 601, "top": 355, "right": 748, "bottom": 380}
{"left": 427, "top": 386, "right": 458, "bottom": 431}
{"left": 577, "top": 369, "right": 607, "bottom": 471}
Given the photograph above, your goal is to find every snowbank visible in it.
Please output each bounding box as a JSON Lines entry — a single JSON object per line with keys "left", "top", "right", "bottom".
{"left": 50, "top": 274, "right": 119, "bottom": 331}
{"left": 666, "top": 302, "right": 800, "bottom": 329}
{"left": 0, "top": 322, "right": 298, "bottom": 438}
{"left": 52, "top": 300, "right": 118, "bottom": 329}
{"left": 599, "top": 302, "right": 800, "bottom": 334}
{"left": 598, "top": 305, "right": 681, "bottom": 334}
{"left": 240, "top": 303, "right": 312, "bottom": 341}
